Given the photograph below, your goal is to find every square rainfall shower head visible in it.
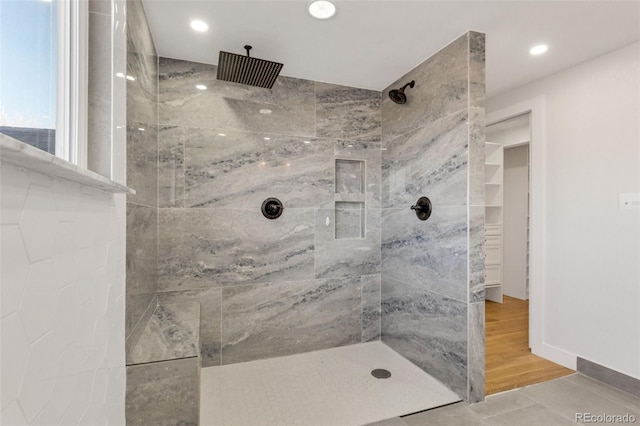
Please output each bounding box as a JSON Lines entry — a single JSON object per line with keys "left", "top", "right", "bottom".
{"left": 217, "top": 45, "right": 284, "bottom": 89}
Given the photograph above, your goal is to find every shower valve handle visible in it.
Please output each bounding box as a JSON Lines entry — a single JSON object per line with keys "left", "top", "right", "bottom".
{"left": 410, "top": 197, "right": 432, "bottom": 221}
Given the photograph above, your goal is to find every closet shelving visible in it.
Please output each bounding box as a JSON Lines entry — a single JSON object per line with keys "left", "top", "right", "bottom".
{"left": 485, "top": 142, "right": 503, "bottom": 303}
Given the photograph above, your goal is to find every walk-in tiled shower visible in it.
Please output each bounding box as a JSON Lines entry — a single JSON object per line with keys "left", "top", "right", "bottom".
{"left": 124, "top": 1, "right": 485, "bottom": 423}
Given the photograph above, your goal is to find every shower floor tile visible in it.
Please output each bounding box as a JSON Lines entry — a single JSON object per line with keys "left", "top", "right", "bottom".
{"left": 200, "top": 341, "right": 460, "bottom": 426}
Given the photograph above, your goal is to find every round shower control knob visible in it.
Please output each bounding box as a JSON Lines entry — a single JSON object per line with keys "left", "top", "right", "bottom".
{"left": 261, "top": 197, "right": 284, "bottom": 220}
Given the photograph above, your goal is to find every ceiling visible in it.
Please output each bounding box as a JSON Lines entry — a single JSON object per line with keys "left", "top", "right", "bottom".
{"left": 142, "top": 1, "right": 640, "bottom": 97}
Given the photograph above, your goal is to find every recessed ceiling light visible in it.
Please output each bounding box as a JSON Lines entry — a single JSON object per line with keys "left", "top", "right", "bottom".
{"left": 190, "top": 20, "right": 209, "bottom": 32}
{"left": 308, "top": 0, "right": 336, "bottom": 20}
{"left": 218, "top": 133, "right": 226, "bottom": 136}
{"left": 196, "top": 84, "right": 207, "bottom": 90}
{"left": 126, "top": 75, "right": 136, "bottom": 81}
{"left": 303, "top": 141, "right": 311, "bottom": 144}
{"left": 529, "top": 44, "right": 548, "bottom": 55}
{"left": 259, "top": 109, "right": 272, "bottom": 115}
{"left": 138, "top": 128, "right": 145, "bottom": 131}
{"left": 264, "top": 137, "right": 271, "bottom": 141}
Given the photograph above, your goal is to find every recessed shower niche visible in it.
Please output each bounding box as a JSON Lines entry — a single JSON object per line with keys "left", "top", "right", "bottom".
{"left": 335, "top": 159, "right": 365, "bottom": 194}
{"left": 335, "top": 159, "right": 366, "bottom": 239}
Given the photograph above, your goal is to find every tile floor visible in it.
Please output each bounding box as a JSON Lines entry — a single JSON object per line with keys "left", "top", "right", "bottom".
{"left": 200, "top": 342, "right": 460, "bottom": 426}
{"left": 373, "top": 373, "right": 640, "bottom": 425}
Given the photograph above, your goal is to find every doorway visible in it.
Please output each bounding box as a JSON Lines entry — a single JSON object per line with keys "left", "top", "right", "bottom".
{"left": 484, "top": 113, "right": 572, "bottom": 395}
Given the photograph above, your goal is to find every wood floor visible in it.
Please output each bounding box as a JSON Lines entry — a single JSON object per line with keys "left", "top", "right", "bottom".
{"left": 485, "top": 296, "right": 574, "bottom": 395}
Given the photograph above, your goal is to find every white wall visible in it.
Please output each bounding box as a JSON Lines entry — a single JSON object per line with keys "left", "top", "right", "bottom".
{"left": 488, "top": 42, "right": 640, "bottom": 378}
{"left": 0, "top": 1, "right": 128, "bottom": 424}
{"left": 0, "top": 166, "right": 126, "bottom": 425}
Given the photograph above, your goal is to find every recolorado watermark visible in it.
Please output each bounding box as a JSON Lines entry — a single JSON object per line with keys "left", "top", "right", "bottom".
{"left": 576, "top": 413, "right": 637, "bottom": 423}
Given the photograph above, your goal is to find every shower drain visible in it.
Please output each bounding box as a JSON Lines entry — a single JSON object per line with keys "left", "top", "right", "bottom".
{"left": 371, "top": 369, "right": 392, "bottom": 379}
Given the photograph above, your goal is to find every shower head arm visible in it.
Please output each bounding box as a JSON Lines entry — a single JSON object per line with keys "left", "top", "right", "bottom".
{"left": 244, "top": 45, "right": 252, "bottom": 57}
{"left": 400, "top": 80, "right": 415, "bottom": 93}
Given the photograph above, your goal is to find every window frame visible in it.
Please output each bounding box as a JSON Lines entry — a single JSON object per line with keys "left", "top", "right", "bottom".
{"left": 55, "top": 0, "right": 88, "bottom": 168}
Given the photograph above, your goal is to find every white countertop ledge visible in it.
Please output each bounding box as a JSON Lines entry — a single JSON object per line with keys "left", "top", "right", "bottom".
{"left": 0, "top": 135, "right": 135, "bottom": 195}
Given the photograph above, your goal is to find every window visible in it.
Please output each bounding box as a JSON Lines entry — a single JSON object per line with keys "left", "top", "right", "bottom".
{"left": 0, "top": 0, "right": 87, "bottom": 166}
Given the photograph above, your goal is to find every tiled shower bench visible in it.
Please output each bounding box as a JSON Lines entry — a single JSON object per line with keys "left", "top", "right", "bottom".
{"left": 125, "top": 301, "right": 201, "bottom": 426}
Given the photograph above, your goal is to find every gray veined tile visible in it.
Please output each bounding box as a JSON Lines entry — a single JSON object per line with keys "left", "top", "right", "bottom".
{"left": 126, "top": 203, "right": 157, "bottom": 297}
{"left": 314, "top": 208, "right": 380, "bottom": 279}
{"left": 381, "top": 277, "right": 468, "bottom": 398}
{"left": 469, "top": 205, "right": 485, "bottom": 302}
{"left": 157, "top": 288, "right": 222, "bottom": 367}
{"left": 183, "top": 128, "right": 334, "bottom": 209}
{"left": 158, "top": 58, "right": 315, "bottom": 136}
{"left": 361, "top": 274, "right": 381, "bottom": 342}
{"left": 382, "top": 110, "right": 468, "bottom": 209}
{"left": 382, "top": 33, "right": 469, "bottom": 142}
{"left": 127, "top": 123, "right": 158, "bottom": 207}
{"left": 126, "top": 0, "right": 157, "bottom": 57}
{"left": 316, "top": 82, "right": 381, "bottom": 142}
{"left": 126, "top": 358, "right": 199, "bottom": 426}
{"left": 335, "top": 140, "right": 382, "bottom": 208}
{"left": 158, "top": 125, "right": 184, "bottom": 208}
{"left": 127, "top": 51, "right": 158, "bottom": 125}
{"left": 469, "top": 108, "right": 486, "bottom": 207}
{"left": 128, "top": 302, "right": 200, "bottom": 365}
{"left": 469, "top": 31, "right": 486, "bottom": 110}
{"left": 381, "top": 206, "right": 467, "bottom": 302}
{"left": 158, "top": 208, "right": 315, "bottom": 290}
{"left": 467, "top": 302, "right": 485, "bottom": 402}
{"left": 220, "top": 277, "right": 362, "bottom": 364}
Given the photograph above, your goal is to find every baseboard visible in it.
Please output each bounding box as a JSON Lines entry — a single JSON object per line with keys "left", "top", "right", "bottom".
{"left": 577, "top": 357, "right": 640, "bottom": 397}
{"left": 532, "top": 342, "right": 577, "bottom": 370}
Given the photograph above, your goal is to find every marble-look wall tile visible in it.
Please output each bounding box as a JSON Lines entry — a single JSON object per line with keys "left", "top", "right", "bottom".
{"left": 335, "top": 139, "right": 382, "bottom": 207}
{"left": 381, "top": 206, "right": 467, "bottom": 303}
{"left": 220, "top": 277, "right": 362, "bottom": 364}
{"left": 335, "top": 202, "right": 365, "bottom": 239}
{"left": 183, "top": 128, "right": 333, "bottom": 209}
{"left": 469, "top": 32, "right": 485, "bottom": 110}
{"left": 158, "top": 125, "right": 185, "bottom": 208}
{"left": 468, "top": 108, "right": 486, "bottom": 207}
{"left": 125, "top": 293, "right": 156, "bottom": 354}
{"left": 381, "top": 277, "right": 467, "bottom": 397}
{"left": 128, "top": 302, "right": 200, "bottom": 365}
{"left": 125, "top": 0, "right": 158, "bottom": 350}
{"left": 316, "top": 82, "right": 381, "bottom": 142}
{"left": 469, "top": 206, "right": 485, "bottom": 303}
{"left": 127, "top": 124, "right": 158, "bottom": 207}
{"left": 468, "top": 301, "right": 485, "bottom": 402}
{"left": 382, "top": 34, "right": 469, "bottom": 142}
{"left": 382, "top": 110, "right": 468, "bottom": 209}
{"left": 315, "top": 208, "right": 380, "bottom": 279}
{"left": 127, "top": 51, "right": 158, "bottom": 125}
{"left": 159, "top": 58, "right": 315, "bottom": 136}
{"left": 126, "top": 357, "right": 199, "bottom": 426}
{"left": 126, "top": 0, "right": 156, "bottom": 57}
{"left": 126, "top": 203, "right": 157, "bottom": 289}
{"left": 158, "top": 208, "right": 315, "bottom": 291}
{"left": 158, "top": 289, "right": 222, "bottom": 367}
{"left": 361, "top": 274, "right": 381, "bottom": 342}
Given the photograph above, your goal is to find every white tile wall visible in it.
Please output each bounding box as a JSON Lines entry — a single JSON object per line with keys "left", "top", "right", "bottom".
{"left": 0, "top": 162, "right": 126, "bottom": 425}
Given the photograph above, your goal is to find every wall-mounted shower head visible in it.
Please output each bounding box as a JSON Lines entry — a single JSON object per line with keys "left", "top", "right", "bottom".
{"left": 388, "top": 80, "right": 415, "bottom": 104}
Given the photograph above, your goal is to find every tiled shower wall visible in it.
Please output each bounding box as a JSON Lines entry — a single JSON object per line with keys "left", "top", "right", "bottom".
{"left": 124, "top": 0, "right": 159, "bottom": 355}
{"left": 380, "top": 32, "right": 486, "bottom": 402}
{"left": 156, "top": 58, "right": 382, "bottom": 366}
